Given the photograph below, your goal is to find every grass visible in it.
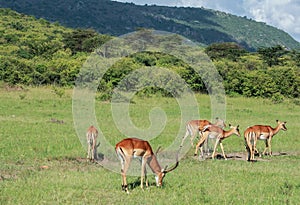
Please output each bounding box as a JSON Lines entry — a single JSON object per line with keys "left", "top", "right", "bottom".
{"left": 0, "top": 86, "right": 299, "bottom": 204}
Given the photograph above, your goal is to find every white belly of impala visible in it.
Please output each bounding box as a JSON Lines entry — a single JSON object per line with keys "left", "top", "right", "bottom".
{"left": 259, "top": 134, "right": 268, "bottom": 140}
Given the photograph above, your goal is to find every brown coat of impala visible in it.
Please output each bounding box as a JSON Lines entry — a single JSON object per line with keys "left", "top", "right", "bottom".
{"left": 244, "top": 120, "right": 287, "bottom": 161}
{"left": 115, "top": 138, "right": 179, "bottom": 193}
{"left": 86, "top": 125, "right": 99, "bottom": 161}
{"left": 194, "top": 124, "right": 240, "bottom": 160}
{"left": 181, "top": 117, "right": 226, "bottom": 147}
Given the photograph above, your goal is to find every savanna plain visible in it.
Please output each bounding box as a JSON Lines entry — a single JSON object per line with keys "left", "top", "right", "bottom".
{"left": 0, "top": 86, "right": 299, "bottom": 205}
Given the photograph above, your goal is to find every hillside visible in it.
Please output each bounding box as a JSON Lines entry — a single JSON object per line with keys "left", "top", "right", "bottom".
{"left": 0, "top": 8, "right": 111, "bottom": 85}
{"left": 0, "top": 0, "right": 300, "bottom": 51}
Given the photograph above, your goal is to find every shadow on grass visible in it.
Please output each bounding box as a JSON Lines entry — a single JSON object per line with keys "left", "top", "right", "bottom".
{"left": 96, "top": 152, "right": 105, "bottom": 161}
{"left": 119, "top": 178, "right": 159, "bottom": 192}
{"left": 194, "top": 151, "right": 294, "bottom": 162}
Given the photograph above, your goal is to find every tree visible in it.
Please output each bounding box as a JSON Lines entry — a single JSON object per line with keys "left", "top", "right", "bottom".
{"left": 204, "top": 42, "right": 247, "bottom": 61}
{"left": 63, "top": 29, "right": 111, "bottom": 54}
{"left": 257, "top": 45, "right": 287, "bottom": 67}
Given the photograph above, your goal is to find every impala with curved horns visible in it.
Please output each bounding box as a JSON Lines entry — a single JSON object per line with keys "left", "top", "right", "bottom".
{"left": 180, "top": 117, "right": 226, "bottom": 147}
{"left": 194, "top": 124, "right": 240, "bottom": 160}
{"left": 86, "top": 125, "right": 100, "bottom": 161}
{"left": 115, "top": 138, "right": 179, "bottom": 193}
{"left": 244, "top": 120, "right": 287, "bottom": 161}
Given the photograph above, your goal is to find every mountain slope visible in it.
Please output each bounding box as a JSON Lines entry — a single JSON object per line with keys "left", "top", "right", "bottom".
{"left": 1, "top": 0, "right": 299, "bottom": 50}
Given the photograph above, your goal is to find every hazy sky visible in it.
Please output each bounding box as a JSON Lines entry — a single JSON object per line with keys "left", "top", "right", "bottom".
{"left": 115, "top": 0, "right": 300, "bottom": 42}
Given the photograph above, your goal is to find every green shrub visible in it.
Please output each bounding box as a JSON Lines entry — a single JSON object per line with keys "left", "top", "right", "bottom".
{"left": 271, "top": 92, "right": 284, "bottom": 104}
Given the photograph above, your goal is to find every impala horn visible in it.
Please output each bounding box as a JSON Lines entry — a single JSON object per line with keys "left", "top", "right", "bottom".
{"left": 163, "top": 149, "right": 180, "bottom": 173}
{"left": 155, "top": 146, "right": 162, "bottom": 156}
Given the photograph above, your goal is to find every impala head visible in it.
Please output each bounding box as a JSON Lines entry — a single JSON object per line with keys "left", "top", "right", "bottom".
{"left": 155, "top": 151, "right": 179, "bottom": 187}
{"left": 276, "top": 120, "right": 287, "bottom": 131}
{"left": 229, "top": 124, "right": 241, "bottom": 137}
{"left": 155, "top": 171, "right": 165, "bottom": 187}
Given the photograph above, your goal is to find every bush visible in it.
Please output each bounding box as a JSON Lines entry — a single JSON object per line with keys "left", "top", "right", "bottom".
{"left": 271, "top": 92, "right": 284, "bottom": 104}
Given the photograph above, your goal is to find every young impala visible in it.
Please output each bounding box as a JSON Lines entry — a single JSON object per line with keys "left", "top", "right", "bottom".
{"left": 194, "top": 124, "right": 240, "bottom": 160}
{"left": 115, "top": 138, "right": 179, "bottom": 193}
{"left": 180, "top": 117, "right": 226, "bottom": 147}
{"left": 244, "top": 120, "right": 287, "bottom": 161}
{"left": 86, "top": 125, "right": 100, "bottom": 161}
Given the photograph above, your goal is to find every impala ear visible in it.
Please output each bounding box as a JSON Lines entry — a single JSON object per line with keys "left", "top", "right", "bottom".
{"left": 276, "top": 119, "right": 279, "bottom": 123}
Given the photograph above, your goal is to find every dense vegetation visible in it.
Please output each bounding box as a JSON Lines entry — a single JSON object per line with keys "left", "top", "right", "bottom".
{"left": 1, "top": 0, "right": 300, "bottom": 51}
{"left": 0, "top": 8, "right": 111, "bottom": 86}
{"left": 0, "top": 8, "right": 299, "bottom": 102}
{"left": 207, "top": 43, "right": 300, "bottom": 101}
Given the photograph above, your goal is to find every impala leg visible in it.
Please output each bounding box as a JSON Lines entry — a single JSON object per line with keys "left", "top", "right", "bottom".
{"left": 268, "top": 139, "right": 272, "bottom": 156}
{"left": 200, "top": 146, "right": 204, "bottom": 159}
{"left": 201, "top": 133, "right": 209, "bottom": 158}
{"left": 144, "top": 162, "right": 148, "bottom": 188}
{"left": 140, "top": 158, "right": 147, "bottom": 189}
{"left": 93, "top": 146, "right": 97, "bottom": 161}
{"left": 181, "top": 130, "right": 189, "bottom": 147}
{"left": 262, "top": 140, "right": 268, "bottom": 156}
{"left": 190, "top": 128, "right": 199, "bottom": 147}
{"left": 246, "top": 136, "right": 255, "bottom": 161}
{"left": 263, "top": 138, "right": 272, "bottom": 156}
{"left": 202, "top": 131, "right": 211, "bottom": 155}
{"left": 246, "top": 144, "right": 251, "bottom": 161}
{"left": 194, "top": 132, "right": 208, "bottom": 157}
{"left": 92, "top": 139, "right": 96, "bottom": 161}
{"left": 190, "top": 132, "right": 196, "bottom": 147}
{"left": 254, "top": 147, "right": 260, "bottom": 157}
{"left": 219, "top": 141, "right": 226, "bottom": 160}
{"left": 87, "top": 143, "right": 91, "bottom": 160}
{"left": 199, "top": 131, "right": 208, "bottom": 155}
{"left": 121, "top": 157, "right": 131, "bottom": 193}
{"left": 145, "top": 173, "right": 148, "bottom": 188}
{"left": 204, "top": 137, "right": 209, "bottom": 155}
{"left": 251, "top": 136, "right": 257, "bottom": 161}
{"left": 212, "top": 139, "right": 220, "bottom": 160}
{"left": 250, "top": 145, "right": 254, "bottom": 161}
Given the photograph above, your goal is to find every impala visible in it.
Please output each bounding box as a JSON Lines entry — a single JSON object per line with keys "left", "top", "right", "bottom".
{"left": 180, "top": 117, "right": 226, "bottom": 147}
{"left": 244, "top": 120, "right": 287, "bottom": 161}
{"left": 86, "top": 125, "right": 100, "bottom": 161}
{"left": 194, "top": 124, "right": 240, "bottom": 160}
{"left": 115, "top": 138, "right": 179, "bottom": 193}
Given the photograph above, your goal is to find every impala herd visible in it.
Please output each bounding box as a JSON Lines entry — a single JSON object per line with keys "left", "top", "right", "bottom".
{"left": 86, "top": 118, "right": 287, "bottom": 193}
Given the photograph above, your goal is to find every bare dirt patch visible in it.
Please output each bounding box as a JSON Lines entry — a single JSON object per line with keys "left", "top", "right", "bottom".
{"left": 193, "top": 151, "right": 300, "bottom": 162}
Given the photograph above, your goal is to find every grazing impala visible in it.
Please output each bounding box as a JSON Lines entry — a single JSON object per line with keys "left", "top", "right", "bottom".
{"left": 86, "top": 125, "right": 100, "bottom": 161}
{"left": 244, "top": 120, "right": 287, "bottom": 161}
{"left": 115, "top": 138, "right": 179, "bottom": 193}
{"left": 194, "top": 124, "right": 240, "bottom": 160}
{"left": 180, "top": 117, "right": 226, "bottom": 147}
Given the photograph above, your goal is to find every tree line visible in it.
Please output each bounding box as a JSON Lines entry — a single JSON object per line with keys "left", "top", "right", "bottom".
{"left": 0, "top": 9, "right": 299, "bottom": 103}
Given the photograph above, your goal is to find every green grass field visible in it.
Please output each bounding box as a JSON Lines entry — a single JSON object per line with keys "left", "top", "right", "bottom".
{"left": 0, "top": 86, "right": 299, "bottom": 204}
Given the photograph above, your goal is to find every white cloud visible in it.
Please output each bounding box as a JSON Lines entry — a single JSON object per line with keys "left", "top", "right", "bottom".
{"left": 243, "top": 0, "right": 300, "bottom": 41}
{"left": 114, "top": 0, "right": 300, "bottom": 42}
